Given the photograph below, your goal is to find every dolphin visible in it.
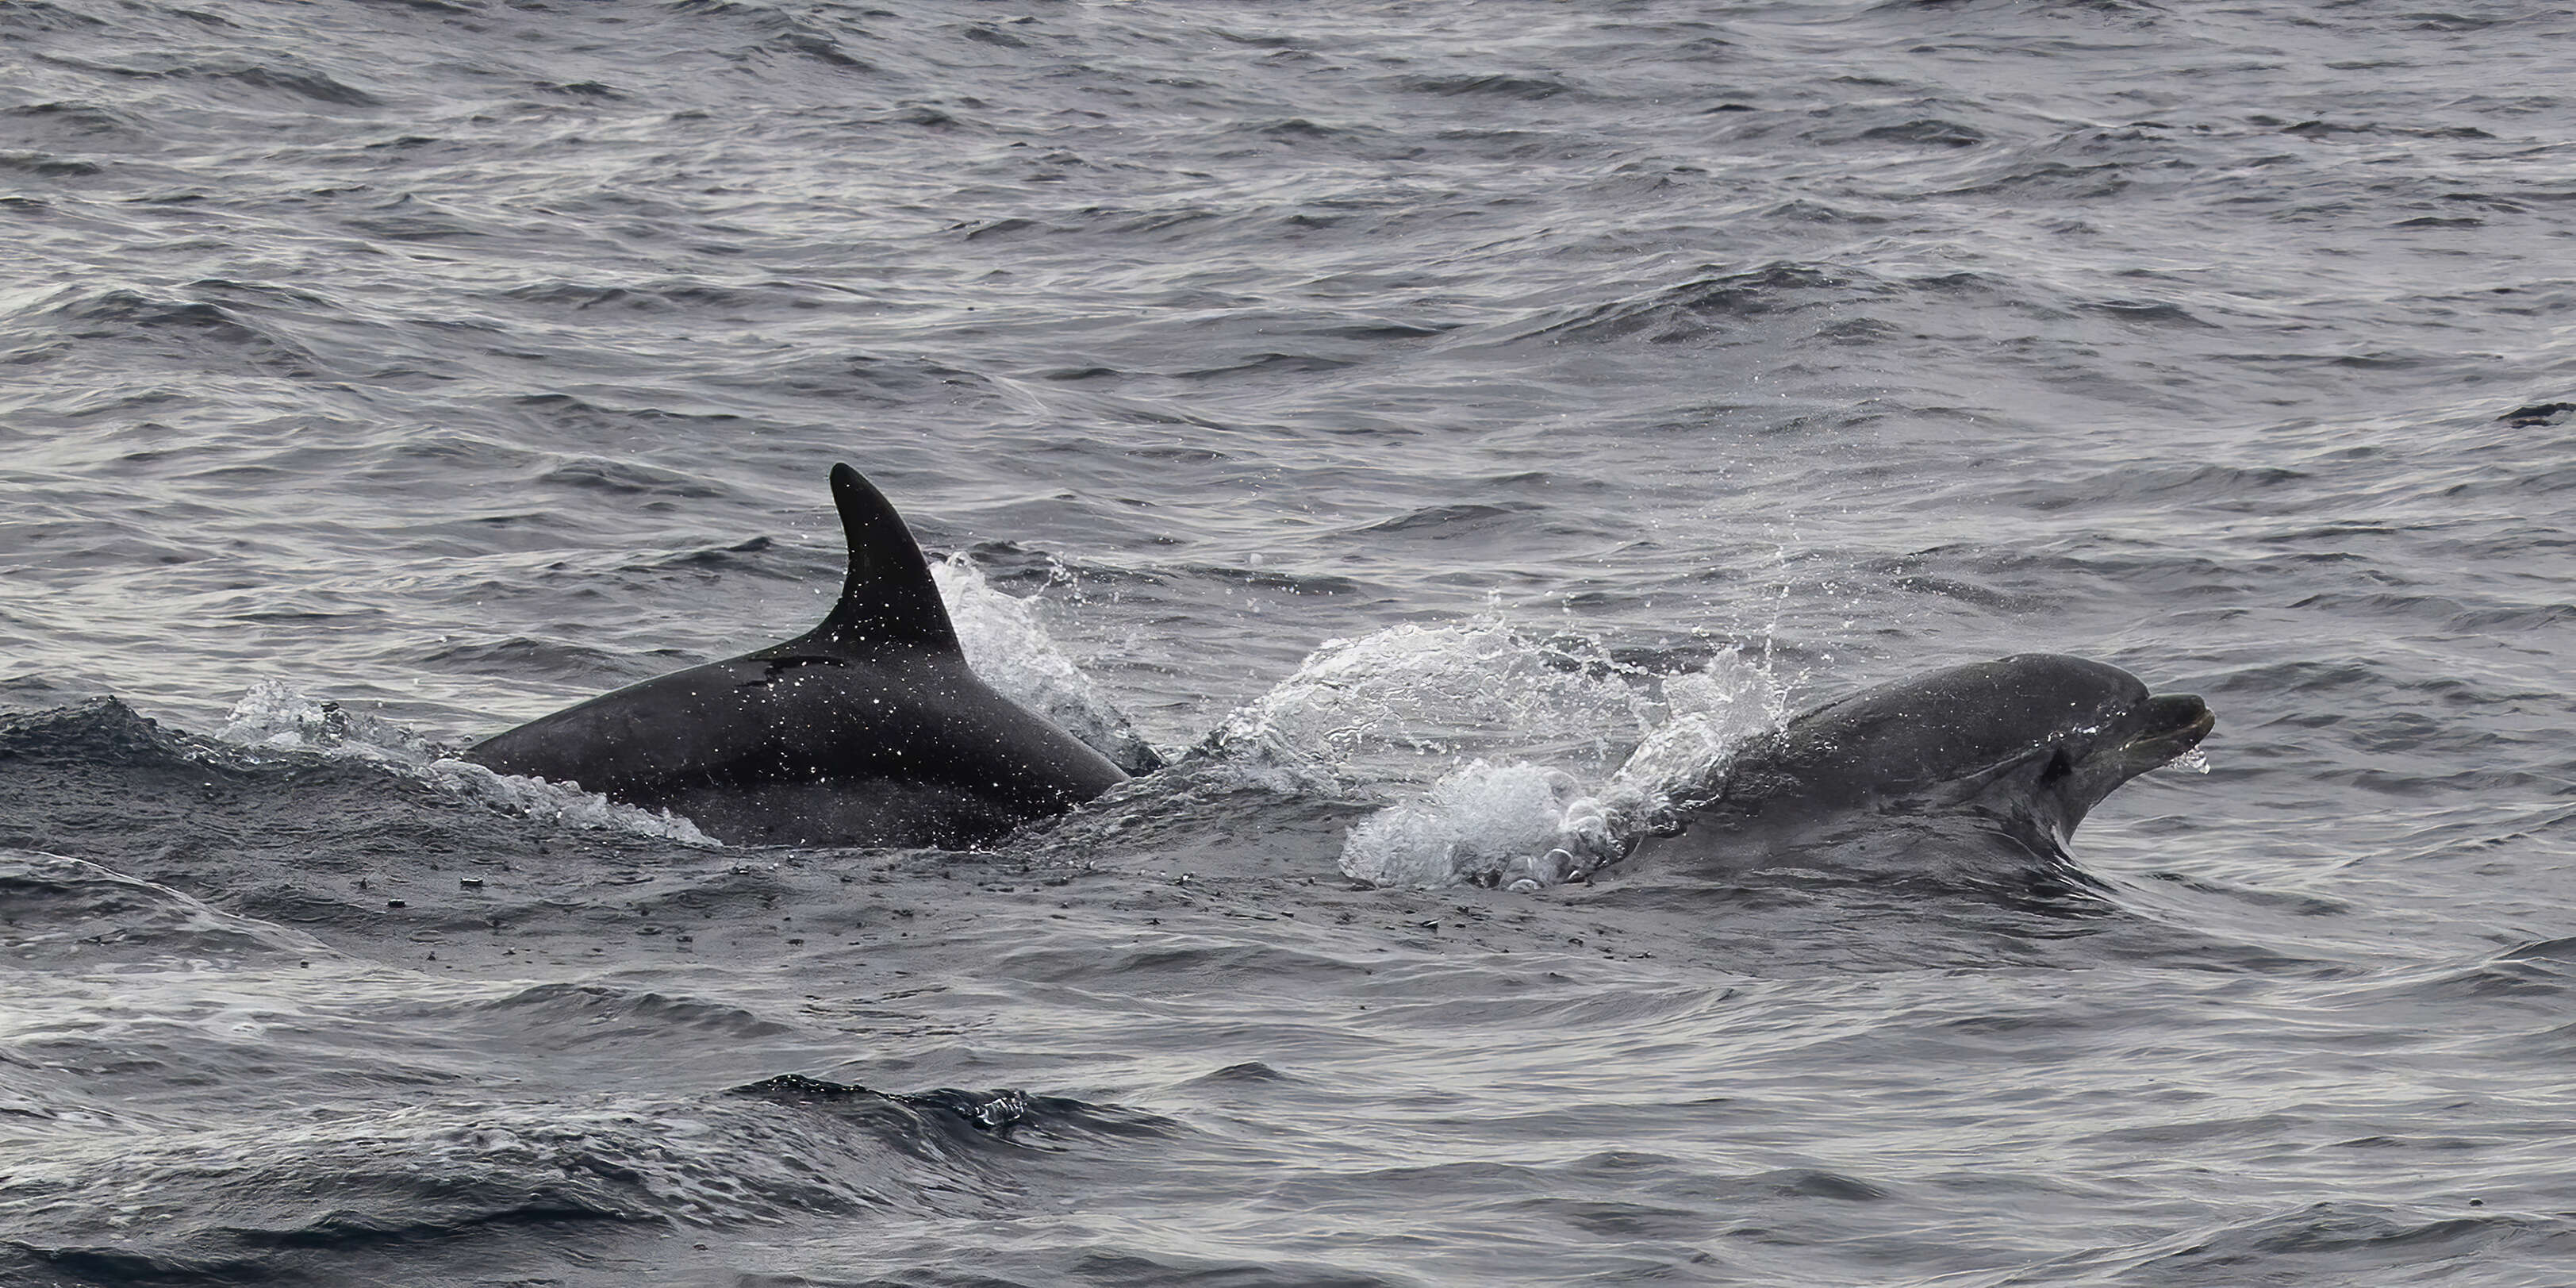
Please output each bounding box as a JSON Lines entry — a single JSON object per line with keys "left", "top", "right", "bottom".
{"left": 1632, "top": 654, "right": 2212, "bottom": 871}
{"left": 465, "top": 463, "right": 1128, "bottom": 848}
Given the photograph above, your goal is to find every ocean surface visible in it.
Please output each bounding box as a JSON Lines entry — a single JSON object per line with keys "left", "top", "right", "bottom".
{"left": 5, "top": 0, "right": 2574, "bottom": 1282}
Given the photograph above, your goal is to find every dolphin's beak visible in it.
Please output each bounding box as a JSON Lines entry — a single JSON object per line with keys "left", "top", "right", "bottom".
{"left": 2128, "top": 694, "right": 2213, "bottom": 766}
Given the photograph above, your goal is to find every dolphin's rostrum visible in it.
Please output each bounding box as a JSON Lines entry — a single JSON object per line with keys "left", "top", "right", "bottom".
{"left": 466, "top": 463, "right": 1128, "bottom": 847}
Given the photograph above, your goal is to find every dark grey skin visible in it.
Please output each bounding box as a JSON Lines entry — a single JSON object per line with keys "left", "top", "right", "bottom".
{"left": 466, "top": 463, "right": 1128, "bottom": 848}
{"left": 1634, "top": 654, "right": 2213, "bottom": 869}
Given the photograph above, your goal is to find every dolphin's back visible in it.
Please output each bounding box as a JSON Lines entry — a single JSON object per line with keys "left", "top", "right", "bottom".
{"left": 465, "top": 463, "right": 1126, "bottom": 846}
{"left": 1695, "top": 655, "right": 2148, "bottom": 817}
{"left": 1776, "top": 656, "right": 2143, "bottom": 792}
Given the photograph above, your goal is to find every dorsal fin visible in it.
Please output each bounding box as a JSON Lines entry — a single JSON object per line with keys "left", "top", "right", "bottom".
{"left": 794, "top": 462, "right": 962, "bottom": 656}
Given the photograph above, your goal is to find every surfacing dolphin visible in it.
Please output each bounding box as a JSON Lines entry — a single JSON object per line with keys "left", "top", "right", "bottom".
{"left": 1632, "top": 654, "right": 2212, "bottom": 871}
{"left": 466, "top": 463, "right": 1127, "bottom": 848}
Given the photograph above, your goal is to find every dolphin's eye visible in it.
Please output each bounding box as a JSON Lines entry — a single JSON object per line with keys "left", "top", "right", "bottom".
{"left": 2038, "top": 748, "right": 2074, "bottom": 786}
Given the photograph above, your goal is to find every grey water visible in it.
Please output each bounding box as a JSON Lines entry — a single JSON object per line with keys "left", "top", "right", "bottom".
{"left": 4, "top": 0, "right": 2574, "bottom": 1283}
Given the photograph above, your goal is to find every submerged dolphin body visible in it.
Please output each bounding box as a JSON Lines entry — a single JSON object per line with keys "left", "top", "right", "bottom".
{"left": 466, "top": 463, "right": 1127, "bottom": 847}
{"left": 1633, "top": 654, "right": 2213, "bottom": 871}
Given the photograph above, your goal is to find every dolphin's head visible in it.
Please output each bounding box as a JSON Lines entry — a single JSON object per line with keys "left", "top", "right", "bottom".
{"left": 1711, "top": 654, "right": 2213, "bottom": 842}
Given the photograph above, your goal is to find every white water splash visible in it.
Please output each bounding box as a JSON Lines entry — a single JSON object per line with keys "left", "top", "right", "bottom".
{"left": 1591, "top": 661, "right": 1788, "bottom": 832}
{"left": 931, "top": 555, "right": 1162, "bottom": 773}
{"left": 421, "top": 758, "right": 717, "bottom": 845}
{"left": 1315, "top": 641, "right": 1785, "bottom": 890}
{"left": 215, "top": 682, "right": 716, "bottom": 847}
{"left": 219, "top": 679, "right": 442, "bottom": 762}
{"left": 2169, "top": 746, "right": 2213, "bottom": 775}
{"left": 1207, "top": 621, "right": 1661, "bottom": 777}
{"left": 1338, "top": 761, "right": 1613, "bottom": 890}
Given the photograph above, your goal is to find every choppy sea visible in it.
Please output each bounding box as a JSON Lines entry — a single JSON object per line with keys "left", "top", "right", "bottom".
{"left": 6, "top": 0, "right": 2575, "bottom": 1283}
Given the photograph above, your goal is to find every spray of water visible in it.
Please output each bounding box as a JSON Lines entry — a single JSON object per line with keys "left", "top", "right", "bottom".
{"left": 931, "top": 555, "right": 1161, "bottom": 773}
{"left": 1190, "top": 621, "right": 1785, "bottom": 890}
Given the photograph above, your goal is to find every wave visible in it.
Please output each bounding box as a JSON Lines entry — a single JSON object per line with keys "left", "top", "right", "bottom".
{"left": 0, "top": 848, "right": 338, "bottom": 965}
